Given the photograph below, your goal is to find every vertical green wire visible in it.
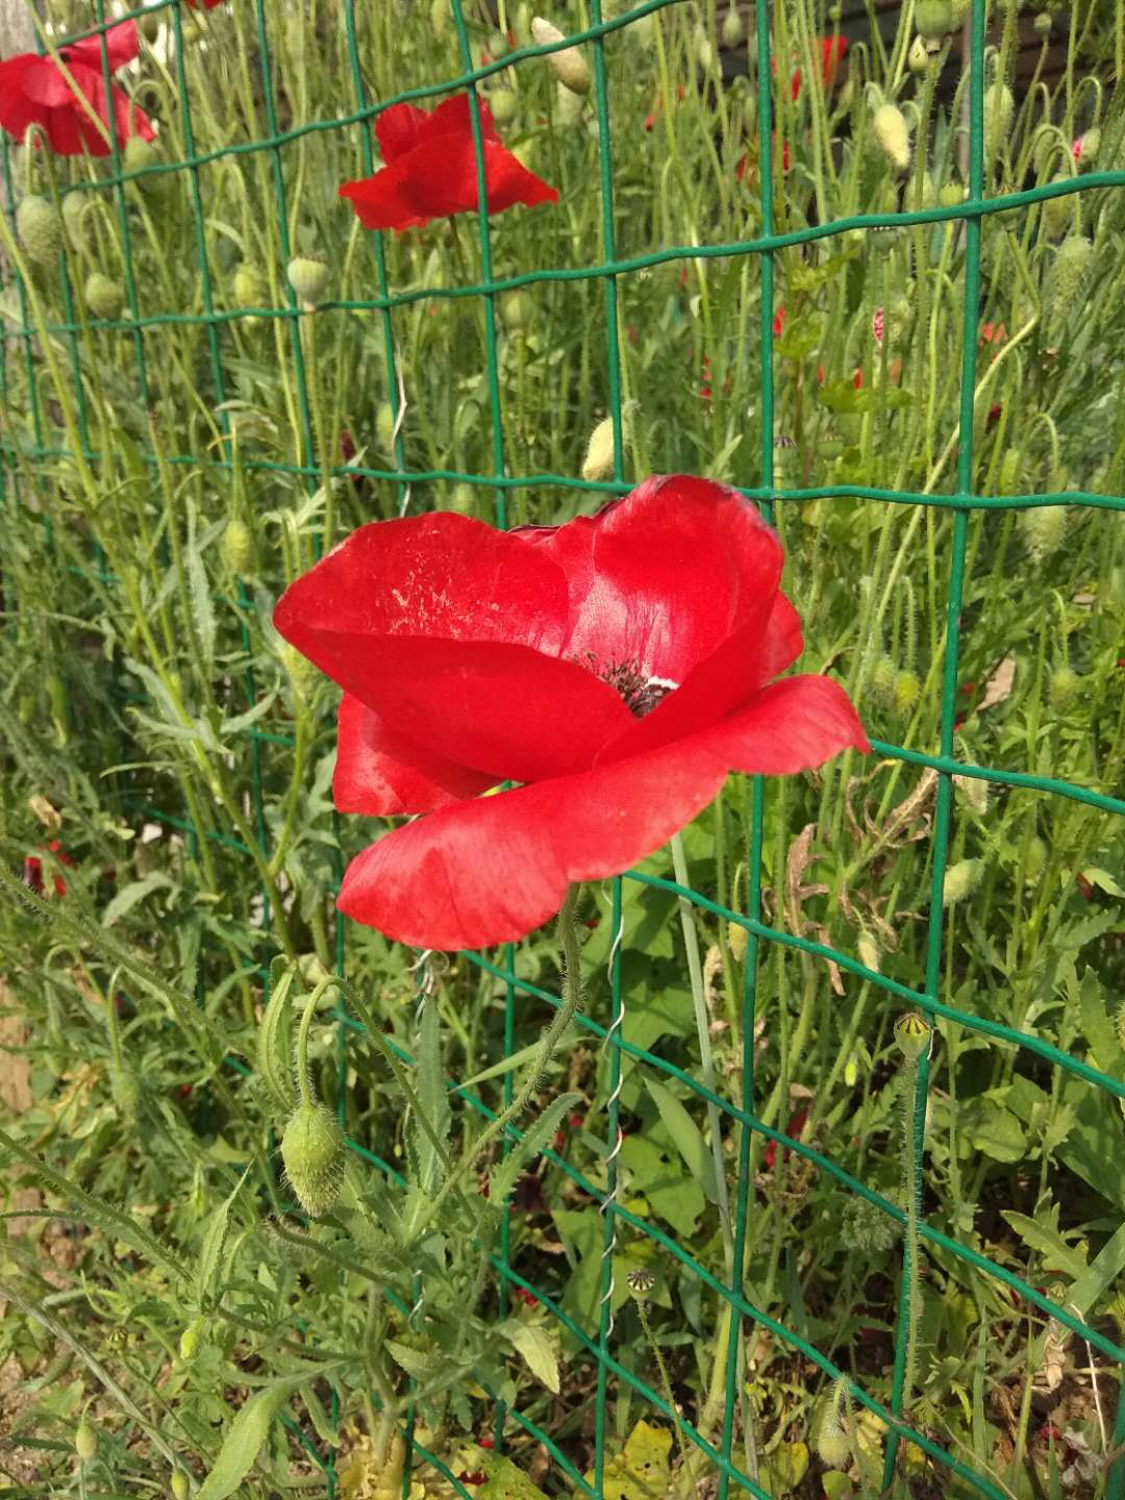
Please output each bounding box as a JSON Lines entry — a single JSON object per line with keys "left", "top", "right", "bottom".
{"left": 717, "top": 6, "right": 778, "bottom": 1494}
{"left": 881, "top": 0, "right": 984, "bottom": 1486}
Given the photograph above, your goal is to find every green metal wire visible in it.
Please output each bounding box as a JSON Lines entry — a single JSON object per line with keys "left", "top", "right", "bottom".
{"left": 4, "top": 1, "right": 1125, "bottom": 1496}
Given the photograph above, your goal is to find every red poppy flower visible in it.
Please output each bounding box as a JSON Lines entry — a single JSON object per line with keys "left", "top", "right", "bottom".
{"left": 274, "top": 477, "right": 867, "bottom": 951}
{"left": 0, "top": 20, "right": 154, "bottom": 157}
{"left": 185, "top": 0, "right": 224, "bottom": 8}
{"left": 340, "top": 95, "right": 557, "bottom": 234}
{"left": 772, "top": 36, "right": 848, "bottom": 100}
{"left": 22, "top": 839, "right": 73, "bottom": 897}
{"left": 772, "top": 306, "right": 786, "bottom": 336}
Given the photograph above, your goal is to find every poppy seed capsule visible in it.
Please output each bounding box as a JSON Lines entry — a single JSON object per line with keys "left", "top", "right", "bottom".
{"left": 531, "top": 17, "right": 590, "bottom": 95}
{"left": 280, "top": 1102, "right": 345, "bottom": 1218}
{"left": 895, "top": 1011, "right": 930, "bottom": 1061}
{"left": 942, "top": 858, "right": 982, "bottom": 906}
{"left": 908, "top": 36, "right": 930, "bottom": 74}
{"left": 221, "top": 519, "right": 252, "bottom": 574}
{"left": 915, "top": 0, "right": 953, "bottom": 42}
{"left": 1034, "top": 10, "right": 1052, "bottom": 34}
{"left": 873, "top": 103, "right": 911, "bottom": 173}
{"left": 75, "top": 1419, "right": 97, "bottom": 1463}
{"left": 500, "top": 290, "right": 533, "bottom": 329}
{"left": 17, "top": 196, "right": 62, "bottom": 266}
{"left": 489, "top": 88, "right": 519, "bottom": 126}
{"left": 287, "top": 254, "right": 329, "bottom": 309}
{"left": 85, "top": 272, "right": 124, "bottom": 322}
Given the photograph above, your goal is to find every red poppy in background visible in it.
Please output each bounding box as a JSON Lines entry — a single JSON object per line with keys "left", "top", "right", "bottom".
{"left": 340, "top": 95, "right": 557, "bottom": 234}
{"left": 772, "top": 35, "right": 848, "bottom": 101}
{"left": 274, "top": 477, "right": 867, "bottom": 951}
{"left": 185, "top": 1, "right": 224, "bottom": 8}
{"left": 0, "top": 19, "right": 154, "bottom": 157}
{"left": 23, "top": 839, "right": 73, "bottom": 897}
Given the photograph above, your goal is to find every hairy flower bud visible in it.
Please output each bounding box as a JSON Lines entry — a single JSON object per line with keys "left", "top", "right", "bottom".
{"left": 62, "top": 192, "right": 88, "bottom": 249}
{"left": 17, "top": 195, "right": 62, "bottom": 266}
{"left": 1042, "top": 177, "right": 1073, "bottom": 239}
{"left": 1052, "top": 234, "right": 1093, "bottom": 313}
{"left": 287, "top": 254, "right": 329, "bottom": 310}
{"left": 1018, "top": 505, "right": 1067, "bottom": 562}
{"left": 893, "top": 669, "right": 920, "bottom": 716}
{"left": 1073, "top": 127, "right": 1100, "bottom": 165}
{"left": 817, "top": 1424, "right": 852, "bottom": 1471}
{"left": 894, "top": 1011, "right": 931, "bottom": 1062}
{"left": 123, "top": 134, "right": 159, "bottom": 189}
{"left": 873, "top": 103, "right": 911, "bottom": 173}
{"left": 997, "top": 448, "right": 1023, "bottom": 497}
{"left": 983, "top": 81, "right": 1014, "bottom": 165}
{"left": 282, "top": 643, "right": 319, "bottom": 701}
{"left": 722, "top": 9, "right": 744, "bottom": 46}
{"left": 500, "top": 289, "right": 534, "bottom": 330}
{"left": 581, "top": 414, "right": 617, "bottom": 482}
{"left": 531, "top": 17, "right": 590, "bottom": 96}
{"left": 221, "top": 518, "right": 252, "bottom": 574}
{"left": 75, "top": 1419, "right": 97, "bottom": 1463}
{"left": 1049, "top": 665, "right": 1080, "bottom": 709}
{"left": 942, "top": 858, "right": 983, "bottom": 907}
{"left": 281, "top": 1102, "right": 345, "bottom": 1218}
{"left": 111, "top": 1071, "right": 140, "bottom": 1118}
{"left": 727, "top": 922, "right": 748, "bottom": 962}
{"left": 232, "top": 264, "right": 262, "bottom": 308}
{"left": 85, "top": 272, "right": 124, "bottom": 322}
{"left": 171, "top": 1470, "right": 190, "bottom": 1500}
{"left": 489, "top": 88, "right": 519, "bottom": 126}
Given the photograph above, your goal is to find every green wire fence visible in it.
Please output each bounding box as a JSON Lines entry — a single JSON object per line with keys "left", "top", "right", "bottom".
{"left": 2, "top": 0, "right": 1125, "bottom": 1496}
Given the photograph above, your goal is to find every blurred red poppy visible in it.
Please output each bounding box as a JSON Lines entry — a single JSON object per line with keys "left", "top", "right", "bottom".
{"left": 275, "top": 476, "right": 867, "bottom": 950}
{"left": 185, "top": 0, "right": 224, "bottom": 7}
{"left": 23, "top": 839, "right": 73, "bottom": 897}
{"left": 340, "top": 95, "right": 557, "bottom": 233}
{"left": 0, "top": 19, "right": 154, "bottom": 156}
{"left": 772, "top": 36, "right": 848, "bottom": 100}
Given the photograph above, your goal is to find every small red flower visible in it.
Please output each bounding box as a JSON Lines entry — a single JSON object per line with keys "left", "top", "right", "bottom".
{"left": 772, "top": 307, "right": 786, "bottom": 336}
{"left": 340, "top": 96, "right": 557, "bottom": 234}
{"left": 763, "top": 1106, "right": 809, "bottom": 1171}
{"left": 771, "top": 36, "right": 848, "bottom": 100}
{"left": 477, "top": 1436, "right": 495, "bottom": 1450}
{"left": 514, "top": 1285, "right": 538, "bottom": 1307}
{"left": 987, "top": 403, "right": 1003, "bottom": 427}
{"left": 980, "top": 321, "right": 1008, "bottom": 345}
{"left": 736, "top": 135, "right": 791, "bottom": 180}
{"left": 22, "top": 838, "right": 72, "bottom": 897}
{"left": 274, "top": 477, "right": 867, "bottom": 951}
{"left": 185, "top": 0, "right": 225, "bottom": 8}
{"left": 0, "top": 20, "right": 155, "bottom": 157}
{"left": 872, "top": 307, "right": 884, "bottom": 347}
{"left": 1076, "top": 872, "right": 1093, "bottom": 900}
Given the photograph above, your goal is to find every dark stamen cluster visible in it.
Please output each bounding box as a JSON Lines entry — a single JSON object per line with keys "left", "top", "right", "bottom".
{"left": 597, "top": 656, "right": 675, "bottom": 718}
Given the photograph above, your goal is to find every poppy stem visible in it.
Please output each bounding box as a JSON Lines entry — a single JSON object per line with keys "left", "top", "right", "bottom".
{"left": 403, "top": 885, "right": 585, "bottom": 1247}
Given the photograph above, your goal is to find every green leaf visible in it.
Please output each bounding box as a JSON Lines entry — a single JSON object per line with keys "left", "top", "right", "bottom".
{"left": 966, "top": 1097, "right": 1026, "bottom": 1163}
{"left": 1000, "top": 1208, "right": 1088, "bottom": 1280}
{"left": 256, "top": 962, "right": 298, "bottom": 1111}
{"left": 197, "top": 1167, "right": 250, "bottom": 1311}
{"left": 644, "top": 1077, "right": 719, "bottom": 1204}
{"left": 501, "top": 1317, "right": 560, "bottom": 1394}
{"left": 384, "top": 1338, "right": 455, "bottom": 1382}
{"left": 102, "top": 872, "right": 175, "bottom": 927}
{"left": 619, "top": 1135, "right": 704, "bottom": 1238}
{"left": 488, "top": 1093, "right": 580, "bottom": 1207}
{"left": 196, "top": 1375, "right": 305, "bottom": 1500}
{"left": 414, "top": 1001, "right": 450, "bottom": 1194}
{"left": 477, "top": 1452, "right": 550, "bottom": 1499}
{"left": 579, "top": 1420, "right": 672, "bottom": 1498}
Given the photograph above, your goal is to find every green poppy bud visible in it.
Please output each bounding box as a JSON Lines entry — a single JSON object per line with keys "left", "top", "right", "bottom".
{"left": 873, "top": 103, "right": 911, "bottom": 173}
{"left": 231, "top": 264, "right": 262, "bottom": 308}
{"left": 997, "top": 448, "right": 1023, "bottom": 497}
{"left": 1024, "top": 835, "right": 1048, "bottom": 883}
{"left": 280, "top": 1102, "right": 344, "bottom": 1218}
{"left": 171, "top": 1470, "right": 190, "bottom": 1500}
{"left": 1052, "top": 234, "right": 1093, "bottom": 313}
{"left": 111, "top": 1072, "right": 140, "bottom": 1118}
{"left": 817, "top": 1425, "right": 852, "bottom": 1470}
{"left": 893, "top": 669, "right": 920, "bottom": 716}
{"left": 909, "top": 35, "right": 930, "bottom": 74}
{"left": 1018, "top": 505, "right": 1067, "bottom": 561}
{"left": 62, "top": 192, "right": 88, "bottom": 249}
{"left": 124, "top": 134, "right": 158, "bottom": 178}
{"left": 85, "top": 272, "right": 124, "bottom": 321}
{"left": 286, "top": 254, "right": 329, "bottom": 309}
{"left": 983, "top": 82, "right": 1014, "bottom": 165}
{"left": 1049, "top": 666, "right": 1079, "bottom": 709}
{"left": 179, "top": 1318, "right": 204, "bottom": 1360}
{"left": 221, "top": 518, "right": 252, "bottom": 574}
{"left": 894, "top": 1011, "right": 931, "bottom": 1062}
{"left": 489, "top": 88, "right": 519, "bottom": 126}
{"left": 727, "top": 922, "right": 748, "bottom": 962}
{"left": 871, "top": 655, "right": 897, "bottom": 699}
{"left": 722, "top": 10, "right": 744, "bottom": 46}
{"left": 942, "top": 858, "right": 983, "bottom": 906}
{"left": 75, "top": 1419, "right": 97, "bottom": 1463}
{"left": 531, "top": 16, "right": 590, "bottom": 95}
{"left": 500, "top": 290, "right": 534, "bottom": 329}
{"left": 17, "top": 195, "right": 62, "bottom": 266}
{"left": 937, "top": 181, "right": 965, "bottom": 208}
{"left": 1033, "top": 10, "right": 1052, "bottom": 34}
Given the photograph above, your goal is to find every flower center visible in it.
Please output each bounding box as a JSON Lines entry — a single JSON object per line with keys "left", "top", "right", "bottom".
{"left": 591, "top": 655, "right": 678, "bottom": 717}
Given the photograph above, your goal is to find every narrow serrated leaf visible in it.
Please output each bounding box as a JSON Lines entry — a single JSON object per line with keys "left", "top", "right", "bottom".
{"left": 257, "top": 963, "right": 298, "bottom": 1111}
{"left": 197, "top": 1167, "right": 250, "bottom": 1311}
{"left": 102, "top": 872, "right": 175, "bottom": 928}
{"left": 415, "top": 1001, "right": 450, "bottom": 1193}
{"left": 488, "top": 1093, "right": 579, "bottom": 1207}
{"left": 196, "top": 1375, "right": 305, "bottom": 1500}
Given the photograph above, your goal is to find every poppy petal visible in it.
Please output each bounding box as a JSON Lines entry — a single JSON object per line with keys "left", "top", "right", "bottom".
{"left": 274, "top": 513, "right": 634, "bottom": 780}
{"left": 62, "top": 19, "right": 140, "bottom": 73}
{"left": 338, "top": 673, "right": 867, "bottom": 949}
{"left": 334, "top": 692, "right": 495, "bottom": 815}
{"left": 519, "top": 475, "right": 784, "bottom": 685}
{"left": 374, "top": 101, "right": 431, "bottom": 162}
